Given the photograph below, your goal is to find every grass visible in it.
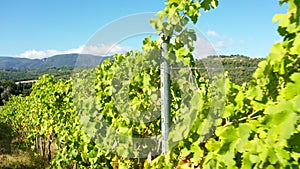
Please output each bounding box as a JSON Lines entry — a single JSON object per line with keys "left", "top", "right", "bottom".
{"left": 0, "top": 122, "right": 48, "bottom": 168}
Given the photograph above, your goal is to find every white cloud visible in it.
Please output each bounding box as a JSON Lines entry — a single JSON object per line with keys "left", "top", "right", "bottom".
{"left": 206, "top": 30, "right": 232, "bottom": 49}
{"left": 207, "top": 30, "right": 221, "bottom": 38}
{"left": 17, "top": 50, "right": 53, "bottom": 59}
{"left": 207, "top": 30, "right": 229, "bottom": 40}
{"left": 17, "top": 44, "right": 131, "bottom": 59}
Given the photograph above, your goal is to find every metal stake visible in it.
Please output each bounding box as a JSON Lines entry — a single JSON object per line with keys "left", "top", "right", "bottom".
{"left": 160, "top": 35, "right": 170, "bottom": 154}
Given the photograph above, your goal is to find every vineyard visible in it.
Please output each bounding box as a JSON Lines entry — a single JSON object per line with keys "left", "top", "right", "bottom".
{"left": 1, "top": 0, "right": 300, "bottom": 168}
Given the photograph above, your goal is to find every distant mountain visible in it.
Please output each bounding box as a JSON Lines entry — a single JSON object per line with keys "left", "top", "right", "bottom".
{"left": 0, "top": 54, "right": 113, "bottom": 69}
{"left": 0, "top": 57, "right": 41, "bottom": 69}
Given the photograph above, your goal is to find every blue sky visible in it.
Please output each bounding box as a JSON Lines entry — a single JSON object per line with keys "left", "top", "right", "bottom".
{"left": 0, "top": 0, "right": 287, "bottom": 59}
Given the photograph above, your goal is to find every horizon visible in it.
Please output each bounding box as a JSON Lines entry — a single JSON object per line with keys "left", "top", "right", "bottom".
{"left": 0, "top": 53, "right": 265, "bottom": 61}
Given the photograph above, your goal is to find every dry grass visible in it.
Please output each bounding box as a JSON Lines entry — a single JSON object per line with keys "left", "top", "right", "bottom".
{"left": 0, "top": 122, "right": 48, "bottom": 169}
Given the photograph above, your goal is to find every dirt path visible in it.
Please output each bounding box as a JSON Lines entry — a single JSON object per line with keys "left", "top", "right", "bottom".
{"left": 0, "top": 122, "right": 48, "bottom": 168}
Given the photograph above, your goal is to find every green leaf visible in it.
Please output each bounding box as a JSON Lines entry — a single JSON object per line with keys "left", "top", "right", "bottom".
{"left": 246, "top": 86, "right": 264, "bottom": 101}
{"left": 291, "top": 34, "right": 300, "bottom": 54}
{"left": 190, "top": 144, "right": 203, "bottom": 165}
{"left": 293, "top": 95, "right": 300, "bottom": 112}
{"left": 181, "top": 148, "right": 190, "bottom": 157}
{"left": 268, "top": 43, "right": 285, "bottom": 63}
{"left": 265, "top": 100, "right": 293, "bottom": 115}
{"left": 217, "top": 126, "right": 239, "bottom": 142}
{"left": 206, "top": 138, "right": 221, "bottom": 152}
{"left": 249, "top": 154, "right": 259, "bottom": 163}
{"left": 223, "top": 104, "right": 234, "bottom": 118}
{"left": 282, "top": 73, "right": 300, "bottom": 99}
{"left": 272, "top": 13, "right": 289, "bottom": 27}
{"left": 238, "top": 123, "right": 252, "bottom": 139}
{"left": 175, "top": 47, "right": 190, "bottom": 57}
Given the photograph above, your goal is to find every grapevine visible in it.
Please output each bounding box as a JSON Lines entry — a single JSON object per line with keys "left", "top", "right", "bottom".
{"left": 0, "top": 0, "right": 299, "bottom": 168}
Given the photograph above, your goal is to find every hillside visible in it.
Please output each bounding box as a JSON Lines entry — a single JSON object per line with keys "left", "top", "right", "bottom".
{"left": 0, "top": 54, "right": 264, "bottom": 83}
{"left": 0, "top": 57, "right": 41, "bottom": 69}
{"left": 195, "top": 55, "right": 264, "bottom": 85}
{"left": 0, "top": 54, "right": 112, "bottom": 69}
